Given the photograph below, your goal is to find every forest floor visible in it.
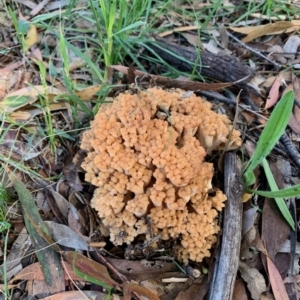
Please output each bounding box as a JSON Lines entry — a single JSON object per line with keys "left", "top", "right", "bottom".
{"left": 1, "top": 0, "right": 300, "bottom": 299}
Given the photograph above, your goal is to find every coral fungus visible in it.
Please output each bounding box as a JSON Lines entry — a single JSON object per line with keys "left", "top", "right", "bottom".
{"left": 81, "top": 87, "right": 241, "bottom": 262}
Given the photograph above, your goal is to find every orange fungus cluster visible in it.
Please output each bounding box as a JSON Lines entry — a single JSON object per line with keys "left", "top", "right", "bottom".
{"left": 81, "top": 87, "right": 241, "bottom": 262}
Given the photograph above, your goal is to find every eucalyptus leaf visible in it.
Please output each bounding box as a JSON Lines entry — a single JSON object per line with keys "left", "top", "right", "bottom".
{"left": 1, "top": 95, "right": 30, "bottom": 109}
{"left": 244, "top": 90, "right": 294, "bottom": 178}
{"left": 262, "top": 159, "right": 295, "bottom": 229}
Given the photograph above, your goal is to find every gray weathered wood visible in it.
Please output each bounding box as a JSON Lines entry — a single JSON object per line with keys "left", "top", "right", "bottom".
{"left": 208, "top": 153, "right": 243, "bottom": 300}
{"left": 147, "top": 37, "right": 258, "bottom": 95}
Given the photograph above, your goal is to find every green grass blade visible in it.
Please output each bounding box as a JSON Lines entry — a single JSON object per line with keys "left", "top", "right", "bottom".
{"left": 246, "top": 184, "right": 300, "bottom": 198}
{"left": 244, "top": 90, "right": 294, "bottom": 177}
{"left": 113, "top": 21, "right": 145, "bottom": 36}
{"left": 64, "top": 40, "right": 104, "bottom": 82}
{"left": 244, "top": 169, "right": 256, "bottom": 186}
{"left": 262, "top": 159, "right": 295, "bottom": 229}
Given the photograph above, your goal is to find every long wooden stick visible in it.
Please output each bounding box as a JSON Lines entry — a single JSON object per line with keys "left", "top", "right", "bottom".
{"left": 208, "top": 153, "right": 243, "bottom": 300}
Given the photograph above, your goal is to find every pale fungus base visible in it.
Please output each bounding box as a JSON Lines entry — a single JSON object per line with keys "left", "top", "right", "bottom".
{"left": 81, "top": 87, "right": 241, "bottom": 263}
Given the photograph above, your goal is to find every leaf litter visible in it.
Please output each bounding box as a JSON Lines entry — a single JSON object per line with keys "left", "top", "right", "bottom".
{"left": 1, "top": 0, "right": 300, "bottom": 299}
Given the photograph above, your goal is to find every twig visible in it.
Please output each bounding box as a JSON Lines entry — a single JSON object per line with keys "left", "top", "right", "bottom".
{"left": 279, "top": 132, "right": 300, "bottom": 169}
{"left": 240, "top": 91, "right": 260, "bottom": 111}
{"left": 196, "top": 90, "right": 266, "bottom": 119}
{"left": 227, "top": 31, "right": 282, "bottom": 68}
{"left": 196, "top": 90, "right": 236, "bottom": 105}
{"left": 92, "top": 250, "right": 144, "bottom": 300}
{"left": 208, "top": 153, "right": 243, "bottom": 300}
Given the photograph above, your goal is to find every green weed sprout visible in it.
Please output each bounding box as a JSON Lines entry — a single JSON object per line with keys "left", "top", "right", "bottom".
{"left": 0, "top": 183, "right": 11, "bottom": 233}
{"left": 89, "top": 0, "right": 148, "bottom": 80}
{"left": 243, "top": 90, "right": 297, "bottom": 228}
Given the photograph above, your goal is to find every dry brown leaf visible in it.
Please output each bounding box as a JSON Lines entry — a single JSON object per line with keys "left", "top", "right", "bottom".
{"left": 179, "top": 32, "right": 201, "bottom": 46}
{"left": 0, "top": 60, "right": 24, "bottom": 74}
{"left": 106, "top": 257, "right": 178, "bottom": 281}
{"left": 240, "top": 224, "right": 262, "bottom": 270}
{"left": 250, "top": 14, "right": 300, "bottom": 22}
{"left": 242, "top": 207, "right": 259, "bottom": 235}
{"left": 47, "top": 188, "right": 75, "bottom": 220}
{"left": 261, "top": 293, "right": 276, "bottom": 300}
{"left": 263, "top": 72, "right": 292, "bottom": 90}
{"left": 43, "top": 290, "right": 111, "bottom": 300}
{"left": 0, "top": 139, "right": 41, "bottom": 161}
{"left": 265, "top": 74, "right": 283, "bottom": 109}
{"left": 74, "top": 85, "right": 101, "bottom": 100}
{"left": 242, "top": 22, "right": 295, "bottom": 43}
{"left": 267, "top": 45, "right": 287, "bottom": 64}
{"left": 266, "top": 256, "right": 289, "bottom": 300}
{"left": 230, "top": 21, "right": 300, "bottom": 36}
{"left": 30, "top": 0, "right": 50, "bottom": 16}
{"left": 158, "top": 25, "right": 201, "bottom": 37}
{"left": 292, "top": 74, "right": 300, "bottom": 127}
{"left": 288, "top": 114, "right": 300, "bottom": 135}
{"left": 44, "top": 221, "right": 88, "bottom": 250}
{"left": 0, "top": 284, "right": 19, "bottom": 291}
{"left": 10, "top": 109, "right": 45, "bottom": 122}
{"left": 10, "top": 262, "right": 82, "bottom": 282}
{"left": 239, "top": 261, "right": 267, "bottom": 300}
{"left": 233, "top": 279, "right": 248, "bottom": 300}
{"left": 1, "top": 227, "right": 31, "bottom": 280}
{"left": 122, "top": 283, "right": 160, "bottom": 300}
{"left": 261, "top": 197, "right": 290, "bottom": 260}
{"left": 283, "top": 36, "right": 300, "bottom": 59}
{"left": 63, "top": 251, "right": 119, "bottom": 288}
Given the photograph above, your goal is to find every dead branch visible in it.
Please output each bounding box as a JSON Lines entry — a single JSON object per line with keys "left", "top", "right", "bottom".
{"left": 208, "top": 153, "right": 244, "bottom": 300}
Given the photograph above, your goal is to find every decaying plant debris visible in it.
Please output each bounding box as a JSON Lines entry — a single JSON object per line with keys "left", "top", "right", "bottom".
{"left": 1, "top": 0, "right": 300, "bottom": 299}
